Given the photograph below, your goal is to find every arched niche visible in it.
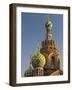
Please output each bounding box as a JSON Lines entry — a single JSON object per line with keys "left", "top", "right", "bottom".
{"left": 47, "top": 53, "right": 60, "bottom": 70}
{"left": 50, "top": 56, "right": 56, "bottom": 69}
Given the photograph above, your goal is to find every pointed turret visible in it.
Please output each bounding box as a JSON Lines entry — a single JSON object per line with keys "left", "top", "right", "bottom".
{"left": 45, "top": 17, "right": 53, "bottom": 41}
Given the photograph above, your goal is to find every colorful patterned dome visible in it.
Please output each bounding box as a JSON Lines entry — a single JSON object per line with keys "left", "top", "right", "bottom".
{"left": 31, "top": 51, "right": 46, "bottom": 68}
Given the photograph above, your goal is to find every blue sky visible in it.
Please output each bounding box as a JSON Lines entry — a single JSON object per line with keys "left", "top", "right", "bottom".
{"left": 21, "top": 12, "right": 63, "bottom": 77}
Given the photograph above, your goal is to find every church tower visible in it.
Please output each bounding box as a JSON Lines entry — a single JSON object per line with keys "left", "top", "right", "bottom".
{"left": 24, "top": 17, "right": 63, "bottom": 77}
{"left": 40, "top": 17, "right": 61, "bottom": 75}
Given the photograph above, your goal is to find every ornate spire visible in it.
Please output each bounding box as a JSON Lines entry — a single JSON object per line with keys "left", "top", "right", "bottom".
{"left": 45, "top": 17, "right": 53, "bottom": 41}
{"left": 36, "top": 41, "right": 41, "bottom": 51}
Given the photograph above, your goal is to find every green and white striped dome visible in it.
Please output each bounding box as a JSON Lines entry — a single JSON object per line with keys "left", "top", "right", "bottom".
{"left": 31, "top": 51, "right": 46, "bottom": 68}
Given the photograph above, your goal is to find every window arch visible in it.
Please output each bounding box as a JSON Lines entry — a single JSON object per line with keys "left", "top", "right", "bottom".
{"left": 51, "top": 56, "right": 56, "bottom": 69}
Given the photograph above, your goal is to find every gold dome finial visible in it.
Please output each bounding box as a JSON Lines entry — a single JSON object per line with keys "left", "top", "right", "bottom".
{"left": 48, "top": 16, "right": 51, "bottom": 21}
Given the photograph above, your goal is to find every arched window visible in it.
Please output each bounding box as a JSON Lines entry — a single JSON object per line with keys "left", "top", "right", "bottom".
{"left": 51, "top": 56, "right": 56, "bottom": 69}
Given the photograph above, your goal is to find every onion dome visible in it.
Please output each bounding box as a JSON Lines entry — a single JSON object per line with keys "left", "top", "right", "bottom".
{"left": 24, "top": 66, "right": 33, "bottom": 77}
{"left": 31, "top": 51, "right": 46, "bottom": 68}
{"left": 45, "top": 17, "right": 53, "bottom": 28}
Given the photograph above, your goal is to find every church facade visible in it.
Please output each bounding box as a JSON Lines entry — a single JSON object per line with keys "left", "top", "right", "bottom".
{"left": 24, "top": 18, "right": 63, "bottom": 77}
